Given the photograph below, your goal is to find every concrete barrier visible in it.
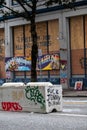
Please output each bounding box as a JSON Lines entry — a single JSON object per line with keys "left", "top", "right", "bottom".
{"left": 2, "top": 82, "right": 25, "bottom": 87}
{"left": 0, "top": 82, "right": 62, "bottom": 113}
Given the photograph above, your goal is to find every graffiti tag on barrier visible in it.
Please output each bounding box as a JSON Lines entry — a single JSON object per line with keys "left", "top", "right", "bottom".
{"left": 47, "top": 88, "right": 60, "bottom": 107}
{"left": 25, "top": 86, "right": 45, "bottom": 109}
{"left": 1, "top": 102, "right": 22, "bottom": 111}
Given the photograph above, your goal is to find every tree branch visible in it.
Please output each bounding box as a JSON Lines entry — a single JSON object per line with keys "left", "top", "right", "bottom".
{"left": 16, "top": 0, "right": 30, "bottom": 13}
{"left": 0, "top": 4, "right": 30, "bottom": 20}
{"left": 22, "top": 0, "right": 33, "bottom": 9}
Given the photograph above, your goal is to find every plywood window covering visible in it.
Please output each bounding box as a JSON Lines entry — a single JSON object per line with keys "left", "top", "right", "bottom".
{"left": 13, "top": 19, "right": 59, "bottom": 77}
{"left": 48, "top": 19, "right": 60, "bottom": 76}
{"left": 14, "top": 25, "right": 24, "bottom": 56}
{"left": 70, "top": 16, "right": 84, "bottom": 75}
{"left": 25, "top": 24, "right": 31, "bottom": 57}
{"left": 85, "top": 16, "right": 87, "bottom": 49}
{"left": 13, "top": 20, "right": 59, "bottom": 57}
{"left": 13, "top": 25, "right": 25, "bottom": 77}
{"left": 36, "top": 22, "right": 47, "bottom": 54}
{"left": 0, "top": 29, "right": 5, "bottom": 78}
{"left": 48, "top": 19, "right": 59, "bottom": 53}
{"left": 25, "top": 22, "right": 47, "bottom": 57}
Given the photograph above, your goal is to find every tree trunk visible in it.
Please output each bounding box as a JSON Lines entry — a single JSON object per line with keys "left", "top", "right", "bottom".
{"left": 30, "top": 17, "right": 38, "bottom": 82}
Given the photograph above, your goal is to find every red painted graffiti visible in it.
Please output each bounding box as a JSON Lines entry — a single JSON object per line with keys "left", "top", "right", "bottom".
{"left": 60, "top": 78, "right": 67, "bottom": 84}
{"left": 1, "top": 102, "right": 22, "bottom": 111}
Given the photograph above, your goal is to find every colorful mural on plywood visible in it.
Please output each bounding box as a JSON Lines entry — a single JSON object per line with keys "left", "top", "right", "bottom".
{"left": 5, "top": 53, "right": 59, "bottom": 71}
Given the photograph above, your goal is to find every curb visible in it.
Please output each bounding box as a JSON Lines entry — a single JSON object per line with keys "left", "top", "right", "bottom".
{"left": 63, "top": 90, "right": 87, "bottom": 97}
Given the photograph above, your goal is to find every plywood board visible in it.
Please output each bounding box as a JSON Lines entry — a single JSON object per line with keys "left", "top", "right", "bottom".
{"left": 14, "top": 26, "right": 24, "bottom": 56}
{"left": 0, "top": 29, "right": 5, "bottom": 78}
{"left": 70, "top": 16, "right": 84, "bottom": 49}
{"left": 48, "top": 19, "right": 59, "bottom": 52}
{"left": 71, "top": 49, "right": 84, "bottom": 74}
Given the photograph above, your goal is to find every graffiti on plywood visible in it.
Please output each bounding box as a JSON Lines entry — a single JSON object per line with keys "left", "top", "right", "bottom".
{"left": 25, "top": 86, "right": 45, "bottom": 109}
{"left": 60, "top": 78, "right": 67, "bottom": 84}
{"left": 1, "top": 102, "right": 22, "bottom": 111}
{"left": 60, "top": 71, "right": 67, "bottom": 79}
{"left": 60, "top": 60, "right": 67, "bottom": 70}
{"left": 60, "top": 70, "right": 67, "bottom": 84}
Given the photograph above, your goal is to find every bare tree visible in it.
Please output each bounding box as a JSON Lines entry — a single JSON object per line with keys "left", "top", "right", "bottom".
{"left": 0, "top": 0, "right": 75, "bottom": 82}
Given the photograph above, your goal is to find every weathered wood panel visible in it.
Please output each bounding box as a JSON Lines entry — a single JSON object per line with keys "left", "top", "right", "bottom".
{"left": 48, "top": 19, "right": 59, "bottom": 52}
{"left": 13, "top": 20, "right": 59, "bottom": 77}
{"left": 70, "top": 16, "right": 84, "bottom": 49}
{"left": 71, "top": 49, "right": 84, "bottom": 75}
{"left": 25, "top": 24, "right": 31, "bottom": 57}
{"left": 70, "top": 16, "right": 84, "bottom": 75}
{"left": 14, "top": 26, "right": 24, "bottom": 56}
{"left": 0, "top": 29, "right": 5, "bottom": 78}
{"left": 85, "top": 15, "right": 87, "bottom": 48}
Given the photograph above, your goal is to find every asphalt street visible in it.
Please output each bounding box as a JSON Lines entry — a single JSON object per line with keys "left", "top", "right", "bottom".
{"left": 63, "top": 97, "right": 87, "bottom": 115}
{"left": 0, "top": 97, "right": 87, "bottom": 130}
{"left": 0, "top": 111, "right": 87, "bottom": 130}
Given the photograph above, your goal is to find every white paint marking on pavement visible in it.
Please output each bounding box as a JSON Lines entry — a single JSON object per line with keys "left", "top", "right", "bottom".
{"left": 50, "top": 113, "right": 87, "bottom": 118}
{"left": 63, "top": 108, "right": 81, "bottom": 112}
{"left": 63, "top": 100, "right": 87, "bottom": 103}
{"left": 57, "top": 113, "right": 87, "bottom": 117}
{"left": 63, "top": 100, "right": 87, "bottom": 104}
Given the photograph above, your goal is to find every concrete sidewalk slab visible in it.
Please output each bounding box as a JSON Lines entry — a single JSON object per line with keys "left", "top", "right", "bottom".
{"left": 63, "top": 89, "right": 87, "bottom": 97}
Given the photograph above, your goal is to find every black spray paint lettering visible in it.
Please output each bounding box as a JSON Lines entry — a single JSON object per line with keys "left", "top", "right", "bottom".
{"left": 47, "top": 88, "right": 60, "bottom": 107}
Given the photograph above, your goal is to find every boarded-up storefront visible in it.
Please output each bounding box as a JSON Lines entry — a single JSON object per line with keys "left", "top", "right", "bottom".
{"left": 70, "top": 16, "right": 85, "bottom": 75}
{"left": 11, "top": 19, "right": 60, "bottom": 78}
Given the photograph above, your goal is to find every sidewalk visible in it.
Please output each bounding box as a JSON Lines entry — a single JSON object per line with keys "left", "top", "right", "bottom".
{"left": 63, "top": 89, "right": 87, "bottom": 97}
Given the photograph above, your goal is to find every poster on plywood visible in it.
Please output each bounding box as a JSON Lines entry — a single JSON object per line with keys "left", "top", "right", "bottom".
{"left": 74, "top": 81, "right": 83, "bottom": 90}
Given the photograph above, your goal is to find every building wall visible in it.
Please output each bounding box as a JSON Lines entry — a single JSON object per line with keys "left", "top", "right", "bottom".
{"left": 0, "top": 1, "right": 87, "bottom": 88}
